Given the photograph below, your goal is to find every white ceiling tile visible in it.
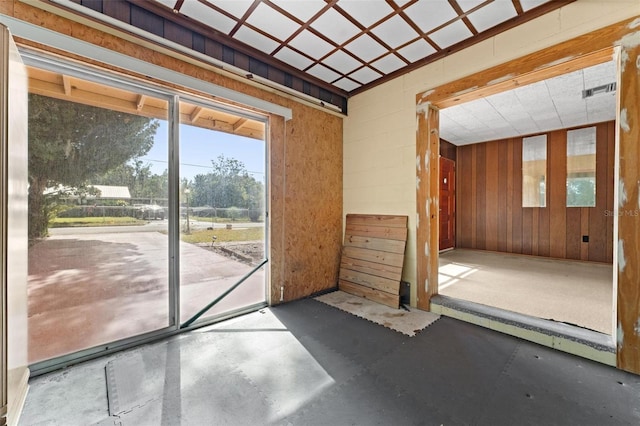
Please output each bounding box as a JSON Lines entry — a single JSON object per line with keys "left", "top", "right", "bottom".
{"left": 344, "top": 34, "right": 387, "bottom": 62}
{"left": 397, "top": 39, "right": 436, "bottom": 63}
{"left": 323, "top": 50, "right": 362, "bottom": 73}
{"left": 404, "top": 0, "right": 458, "bottom": 33}
{"left": 583, "top": 61, "right": 616, "bottom": 89}
{"left": 349, "top": 66, "right": 382, "bottom": 84}
{"left": 180, "top": 1, "right": 236, "bottom": 34}
{"left": 338, "top": 0, "right": 394, "bottom": 27}
{"left": 306, "top": 63, "right": 341, "bottom": 83}
{"left": 520, "top": 0, "right": 551, "bottom": 12}
{"left": 271, "top": 0, "right": 326, "bottom": 21}
{"left": 205, "top": 0, "right": 253, "bottom": 19}
{"left": 370, "top": 54, "right": 406, "bottom": 73}
{"left": 289, "top": 30, "right": 335, "bottom": 59}
{"left": 274, "top": 47, "right": 314, "bottom": 70}
{"left": 234, "top": 26, "right": 280, "bottom": 54}
{"left": 429, "top": 20, "right": 473, "bottom": 49}
{"left": 370, "top": 14, "right": 418, "bottom": 48}
{"left": 312, "top": 8, "right": 361, "bottom": 44}
{"left": 456, "top": 0, "right": 485, "bottom": 12}
{"left": 247, "top": 3, "right": 298, "bottom": 41}
{"left": 586, "top": 94, "right": 616, "bottom": 123}
{"left": 467, "top": 1, "right": 517, "bottom": 33}
{"left": 333, "top": 77, "right": 361, "bottom": 92}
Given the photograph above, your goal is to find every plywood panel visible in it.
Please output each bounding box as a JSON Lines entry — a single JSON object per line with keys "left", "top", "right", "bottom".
{"left": 340, "top": 256, "right": 402, "bottom": 281}
{"left": 338, "top": 281, "right": 399, "bottom": 308}
{"left": 342, "top": 246, "right": 405, "bottom": 268}
{"left": 345, "top": 223, "right": 408, "bottom": 241}
{"left": 456, "top": 123, "right": 614, "bottom": 263}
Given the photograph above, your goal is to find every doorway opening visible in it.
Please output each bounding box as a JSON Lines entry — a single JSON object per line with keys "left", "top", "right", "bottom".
{"left": 435, "top": 59, "right": 616, "bottom": 336}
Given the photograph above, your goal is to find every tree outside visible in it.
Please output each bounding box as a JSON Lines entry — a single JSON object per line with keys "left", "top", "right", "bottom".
{"left": 28, "top": 93, "right": 160, "bottom": 240}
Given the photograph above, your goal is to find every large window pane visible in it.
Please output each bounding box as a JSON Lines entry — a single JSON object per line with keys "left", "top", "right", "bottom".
{"left": 522, "top": 135, "right": 547, "bottom": 207}
{"left": 27, "top": 67, "right": 170, "bottom": 363}
{"left": 178, "top": 101, "right": 266, "bottom": 324}
{"left": 567, "top": 127, "right": 596, "bottom": 207}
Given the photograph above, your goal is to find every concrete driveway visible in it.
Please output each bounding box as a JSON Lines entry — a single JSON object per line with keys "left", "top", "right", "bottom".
{"left": 28, "top": 229, "right": 265, "bottom": 363}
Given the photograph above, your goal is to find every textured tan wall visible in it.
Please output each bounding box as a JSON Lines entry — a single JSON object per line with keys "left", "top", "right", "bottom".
{"left": 7, "top": 1, "right": 343, "bottom": 304}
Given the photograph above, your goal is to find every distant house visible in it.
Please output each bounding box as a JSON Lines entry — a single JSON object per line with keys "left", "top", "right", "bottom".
{"left": 44, "top": 185, "right": 131, "bottom": 203}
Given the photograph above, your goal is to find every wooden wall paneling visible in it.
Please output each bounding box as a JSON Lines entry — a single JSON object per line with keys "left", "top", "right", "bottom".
{"left": 522, "top": 208, "right": 533, "bottom": 255}
{"left": 416, "top": 104, "right": 439, "bottom": 310}
{"left": 475, "top": 143, "right": 486, "bottom": 250}
{"left": 565, "top": 207, "right": 581, "bottom": 260}
{"left": 606, "top": 121, "right": 615, "bottom": 263}
{"left": 549, "top": 129, "right": 567, "bottom": 258}
{"left": 440, "top": 139, "right": 457, "bottom": 161}
{"left": 458, "top": 146, "right": 472, "bottom": 248}
{"left": 506, "top": 139, "right": 514, "bottom": 252}
{"left": 589, "top": 122, "right": 610, "bottom": 262}
{"left": 471, "top": 144, "right": 477, "bottom": 248}
{"left": 538, "top": 202, "right": 550, "bottom": 257}
{"left": 580, "top": 208, "right": 590, "bottom": 260}
{"left": 497, "top": 140, "right": 508, "bottom": 252}
{"left": 512, "top": 139, "right": 523, "bottom": 254}
{"left": 485, "top": 141, "right": 499, "bottom": 251}
{"left": 531, "top": 207, "right": 540, "bottom": 255}
{"left": 617, "top": 38, "right": 640, "bottom": 374}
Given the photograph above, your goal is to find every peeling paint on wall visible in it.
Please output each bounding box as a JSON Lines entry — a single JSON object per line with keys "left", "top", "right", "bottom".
{"left": 416, "top": 176, "right": 421, "bottom": 190}
{"left": 618, "top": 239, "right": 626, "bottom": 273}
{"left": 453, "top": 86, "right": 479, "bottom": 97}
{"left": 416, "top": 102, "right": 431, "bottom": 116}
{"left": 620, "top": 109, "right": 630, "bottom": 133}
{"left": 618, "top": 322, "right": 625, "bottom": 347}
{"left": 424, "top": 278, "right": 429, "bottom": 291}
{"left": 416, "top": 212, "right": 420, "bottom": 229}
{"left": 635, "top": 318, "right": 640, "bottom": 336}
{"left": 416, "top": 155, "right": 421, "bottom": 172}
{"left": 534, "top": 56, "right": 575, "bottom": 71}
{"left": 619, "top": 178, "right": 628, "bottom": 207}
{"left": 424, "top": 241, "right": 429, "bottom": 256}
{"left": 618, "top": 31, "right": 640, "bottom": 69}
{"left": 486, "top": 74, "right": 515, "bottom": 86}
{"left": 630, "top": 17, "right": 640, "bottom": 29}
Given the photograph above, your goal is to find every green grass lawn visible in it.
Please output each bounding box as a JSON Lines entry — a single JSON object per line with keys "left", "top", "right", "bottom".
{"left": 50, "top": 217, "right": 147, "bottom": 227}
{"left": 181, "top": 227, "right": 264, "bottom": 244}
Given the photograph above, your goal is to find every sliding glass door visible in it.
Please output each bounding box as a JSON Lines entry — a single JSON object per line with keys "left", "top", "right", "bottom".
{"left": 178, "top": 100, "right": 267, "bottom": 325}
{"left": 25, "top": 55, "right": 269, "bottom": 369}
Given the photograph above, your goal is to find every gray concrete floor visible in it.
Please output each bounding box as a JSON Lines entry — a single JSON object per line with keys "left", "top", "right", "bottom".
{"left": 439, "top": 249, "right": 613, "bottom": 334}
{"left": 20, "top": 298, "right": 640, "bottom": 426}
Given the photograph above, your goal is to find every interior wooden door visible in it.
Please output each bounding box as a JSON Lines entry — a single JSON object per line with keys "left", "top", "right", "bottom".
{"left": 439, "top": 157, "right": 456, "bottom": 251}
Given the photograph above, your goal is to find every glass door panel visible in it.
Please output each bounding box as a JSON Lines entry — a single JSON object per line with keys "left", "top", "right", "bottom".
{"left": 26, "top": 66, "right": 171, "bottom": 363}
{"left": 178, "top": 101, "right": 266, "bottom": 324}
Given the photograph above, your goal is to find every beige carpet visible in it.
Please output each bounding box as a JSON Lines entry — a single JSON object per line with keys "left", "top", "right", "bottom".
{"left": 439, "top": 249, "right": 613, "bottom": 334}
{"left": 315, "top": 291, "right": 440, "bottom": 336}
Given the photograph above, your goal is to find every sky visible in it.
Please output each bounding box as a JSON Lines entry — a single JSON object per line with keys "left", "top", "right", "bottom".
{"left": 139, "top": 120, "right": 266, "bottom": 182}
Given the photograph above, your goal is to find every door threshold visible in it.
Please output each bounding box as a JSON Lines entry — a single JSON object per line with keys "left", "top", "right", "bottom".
{"left": 430, "top": 295, "right": 615, "bottom": 366}
{"left": 439, "top": 247, "right": 455, "bottom": 254}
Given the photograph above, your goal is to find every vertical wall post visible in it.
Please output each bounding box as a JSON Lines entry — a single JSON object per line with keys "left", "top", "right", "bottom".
{"left": 616, "top": 34, "right": 640, "bottom": 374}
{"left": 416, "top": 102, "right": 440, "bottom": 311}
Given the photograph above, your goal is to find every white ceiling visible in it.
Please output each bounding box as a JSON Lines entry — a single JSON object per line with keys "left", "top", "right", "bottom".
{"left": 440, "top": 60, "right": 617, "bottom": 145}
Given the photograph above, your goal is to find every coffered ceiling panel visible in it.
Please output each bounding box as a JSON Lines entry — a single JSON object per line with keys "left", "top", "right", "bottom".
{"left": 45, "top": 0, "right": 573, "bottom": 114}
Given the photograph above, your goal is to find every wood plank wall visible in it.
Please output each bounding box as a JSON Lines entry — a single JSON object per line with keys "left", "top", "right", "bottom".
{"left": 456, "top": 121, "right": 615, "bottom": 263}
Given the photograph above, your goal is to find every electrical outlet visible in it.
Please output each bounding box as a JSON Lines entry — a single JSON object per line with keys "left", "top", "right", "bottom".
{"left": 582, "top": 235, "right": 589, "bottom": 243}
